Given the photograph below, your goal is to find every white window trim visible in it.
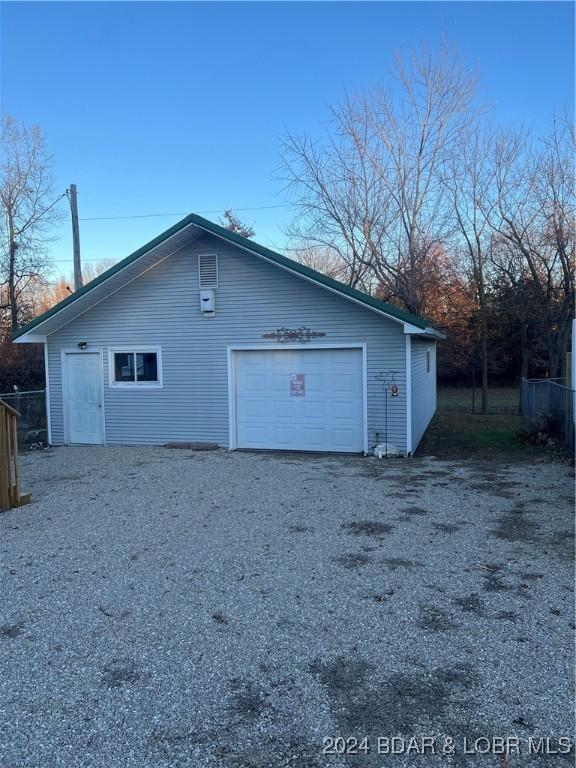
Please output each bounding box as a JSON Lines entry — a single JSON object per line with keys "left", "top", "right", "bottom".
{"left": 108, "top": 346, "right": 163, "bottom": 388}
{"left": 198, "top": 252, "right": 219, "bottom": 288}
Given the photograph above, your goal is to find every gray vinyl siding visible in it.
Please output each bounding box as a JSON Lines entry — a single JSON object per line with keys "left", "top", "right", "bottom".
{"left": 46, "top": 234, "right": 409, "bottom": 452}
{"left": 410, "top": 339, "right": 437, "bottom": 450}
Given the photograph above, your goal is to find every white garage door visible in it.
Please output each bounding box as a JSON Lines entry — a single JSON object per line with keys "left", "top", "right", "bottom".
{"left": 234, "top": 347, "right": 365, "bottom": 452}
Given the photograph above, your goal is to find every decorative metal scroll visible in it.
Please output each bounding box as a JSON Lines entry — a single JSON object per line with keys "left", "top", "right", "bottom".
{"left": 262, "top": 327, "right": 326, "bottom": 343}
{"left": 375, "top": 370, "right": 399, "bottom": 389}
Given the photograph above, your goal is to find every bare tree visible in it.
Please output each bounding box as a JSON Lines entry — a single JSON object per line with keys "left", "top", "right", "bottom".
{"left": 220, "top": 209, "right": 255, "bottom": 238}
{"left": 443, "top": 128, "right": 497, "bottom": 413}
{"left": 286, "top": 243, "right": 363, "bottom": 285}
{"left": 33, "top": 258, "right": 117, "bottom": 314}
{"left": 489, "top": 240, "right": 550, "bottom": 408}
{"left": 281, "top": 44, "right": 477, "bottom": 314}
{"left": 487, "top": 119, "right": 575, "bottom": 378}
{"left": 0, "top": 114, "right": 63, "bottom": 332}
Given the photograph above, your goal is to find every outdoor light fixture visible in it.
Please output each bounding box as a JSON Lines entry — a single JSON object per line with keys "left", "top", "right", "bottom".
{"left": 77, "top": 342, "right": 87, "bottom": 350}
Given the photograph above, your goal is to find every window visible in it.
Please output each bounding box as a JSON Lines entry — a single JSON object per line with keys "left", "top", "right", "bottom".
{"left": 198, "top": 253, "right": 218, "bottom": 288}
{"left": 426, "top": 349, "right": 432, "bottom": 373}
{"left": 109, "top": 348, "right": 162, "bottom": 387}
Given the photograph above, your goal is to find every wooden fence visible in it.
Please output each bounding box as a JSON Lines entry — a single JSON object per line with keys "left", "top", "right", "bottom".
{"left": 0, "top": 399, "right": 30, "bottom": 511}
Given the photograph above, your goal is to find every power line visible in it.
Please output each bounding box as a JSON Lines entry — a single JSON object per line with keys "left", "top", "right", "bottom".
{"left": 52, "top": 257, "right": 121, "bottom": 263}
{"left": 50, "top": 204, "right": 289, "bottom": 263}
{"left": 78, "top": 204, "right": 289, "bottom": 222}
{"left": 41, "top": 192, "right": 68, "bottom": 218}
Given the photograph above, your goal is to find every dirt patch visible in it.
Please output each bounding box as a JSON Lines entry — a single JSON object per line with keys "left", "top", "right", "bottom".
{"left": 355, "top": 464, "right": 404, "bottom": 481}
{"left": 213, "top": 738, "right": 324, "bottom": 768}
{"left": 332, "top": 552, "right": 371, "bottom": 569}
{"left": 520, "top": 571, "right": 545, "bottom": 581}
{"left": 308, "top": 656, "right": 373, "bottom": 693}
{"left": 308, "top": 656, "right": 479, "bottom": 735}
{"left": 417, "top": 606, "right": 458, "bottom": 632}
{"left": 494, "top": 610, "right": 518, "bottom": 622}
{"left": 400, "top": 506, "right": 429, "bottom": 516}
{"left": 287, "top": 525, "right": 314, "bottom": 534}
{"left": 101, "top": 657, "right": 140, "bottom": 688}
{"left": 468, "top": 481, "right": 516, "bottom": 499}
{"left": 452, "top": 594, "right": 486, "bottom": 615}
{"left": 478, "top": 563, "right": 532, "bottom": 598}
{"left": 491, "top": 513, "right": 540, "bottom": 543}
{"left": 341, "top": 521, "right": 394, "bottom": 538}
{"left": 545, "top": 530, "right": 576, "bottom": 561}
{"left": 0, "top": 621, "right": 24, "bottom": 639}
{"left": 228, "top": 679, "right": 272, "bottom": 723}
{"left": 362, "top": 590, "right": 395, "bottom": 603}
{"left": 432, "top": 522, "right": 461, "bottom": 534}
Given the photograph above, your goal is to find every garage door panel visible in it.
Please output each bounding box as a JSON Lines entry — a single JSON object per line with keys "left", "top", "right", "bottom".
{"left": 301, "top": 374, "right": 324, "bottom": 392}
{"left": 331, "top": 348, "right": 356, "bottom": 362}
{"left": 235, "top": 348, "right": 364, "bottom": 453}
{"left": 270, "top": 402, "right": 325, "bottom": 420}
{"left": 301, "top": 401, "right": 326, "bottom": 419}
{"left": 241, "top": 401, "right": 268, "bottom": 419}
{"left": 332, "top": 377, "right": 360, "bottom": 393}
{"left": 272, "top": 425, "right": 297, "bottom": 447}
{"left": 271, "top": 374, "right": 290, "bottom": 392}
{"left": 236, "top": 373, "right": 261, "bottom": 393}
{"left": 332, "top": 431, "right": 358, "bottom": 448}
{"left": 270, "top": 350, "right": 296, "bottom": 366}
{"left": 272, "top": 402, "right": 292, "bottom": 418}
{"left": 329, "top": 397, "right": 360, "bottom": 413}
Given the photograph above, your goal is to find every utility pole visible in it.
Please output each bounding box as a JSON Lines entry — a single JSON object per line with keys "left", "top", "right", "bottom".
{"left": 68, "top": 184, "right": 83, "bottom": 290}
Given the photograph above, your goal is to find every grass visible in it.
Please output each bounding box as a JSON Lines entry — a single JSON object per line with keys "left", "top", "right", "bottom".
{"left": 417, "top": 387, "right": 536, "bottom": 459}
{"left": 437, "top": 387, "right": 520, "bottom": 415}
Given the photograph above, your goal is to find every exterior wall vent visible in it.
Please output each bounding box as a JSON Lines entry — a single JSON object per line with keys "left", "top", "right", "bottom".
{"left": 198, "top": 253, "right": 218, "bottom": 289}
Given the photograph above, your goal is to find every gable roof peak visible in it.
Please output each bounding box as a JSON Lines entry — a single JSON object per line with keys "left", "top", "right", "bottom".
{"left": 13, "top": 212, "right": 430, "bottom": 340}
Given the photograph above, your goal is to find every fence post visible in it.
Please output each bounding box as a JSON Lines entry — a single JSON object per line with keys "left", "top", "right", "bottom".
{"left": 0, "top": 399, "right": 30, "bottom": 512}
{"left": 0, "top": 404, "right": 9, "bottom": 510}
{"left": 9, "top": 410, "right": 19, "bottom": 506}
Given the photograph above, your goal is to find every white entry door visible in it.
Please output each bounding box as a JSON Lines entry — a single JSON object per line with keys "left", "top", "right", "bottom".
{"left": 234, "top": 347, "right": 365, "bottom": 452}
{"left": 64, "top": 352, "right": 104, "bottom": 444}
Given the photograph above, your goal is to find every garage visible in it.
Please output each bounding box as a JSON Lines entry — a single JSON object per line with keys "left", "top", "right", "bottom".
{"left": 231, "top": 346, "right": 366, "bottom": 453}
{"left": 17, "top": 213, "right": 442, "bottom": 453}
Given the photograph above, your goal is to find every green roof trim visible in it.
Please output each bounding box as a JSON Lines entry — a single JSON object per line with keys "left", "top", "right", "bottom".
{"left": 13, "top": 212, "right": 427, "bottom": 340}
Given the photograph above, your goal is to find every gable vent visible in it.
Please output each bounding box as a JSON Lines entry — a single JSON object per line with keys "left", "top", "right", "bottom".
{"left": 198, "top": 253, "right": 218, "bottom": 288}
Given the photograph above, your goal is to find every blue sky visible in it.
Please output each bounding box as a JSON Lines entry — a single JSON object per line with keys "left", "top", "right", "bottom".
{"left": 1, "top": 1, "right": 574, "bottom": 277}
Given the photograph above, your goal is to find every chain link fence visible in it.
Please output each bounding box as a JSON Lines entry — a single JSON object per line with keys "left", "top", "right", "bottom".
{"left": 521, "top": 378, "right": 575, "bottom": 453}
{"left": 0, "top": 390, "right": 47, "bottom": 451}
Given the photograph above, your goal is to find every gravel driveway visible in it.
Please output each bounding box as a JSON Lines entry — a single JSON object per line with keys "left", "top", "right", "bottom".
{"left": 1, "top": 447, "right": 574, "bottom": 767}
